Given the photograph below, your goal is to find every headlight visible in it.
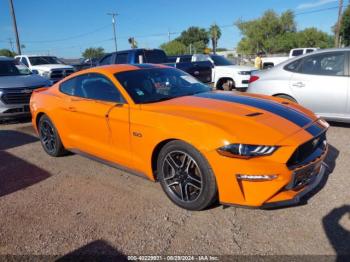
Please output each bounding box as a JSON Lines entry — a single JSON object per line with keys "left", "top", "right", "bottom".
{"left": 41, "top": 71, "right": 51, "bottom": 78}
{"left": 238, "top": 71, "right": 251, "bottom": 75}
{"left": 217, "top": 144, "right": 278, "bottom": 158}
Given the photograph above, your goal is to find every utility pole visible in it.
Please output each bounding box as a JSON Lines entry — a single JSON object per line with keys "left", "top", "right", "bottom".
{"left": 8, "top": 38, "right": 14, "bottom": 52}
{"left": 8, "top": 0, "right": 21, "bottom": 55}
{"left": 107, "top": 12, "right": 118, "bottom": 52}
{"left": 335, "top": 0, "right": 344, "bottom": 47}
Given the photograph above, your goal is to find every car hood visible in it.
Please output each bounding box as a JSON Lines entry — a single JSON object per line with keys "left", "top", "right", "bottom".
{"left": 31, "top": 64, "right": 74, "bottom": 71}
{"left": 0, "top": 74, "right": 50, "bottom": 89}
{"left": 141, "top": 91, "right": 321, "bottom": 145}
{"left": 215, "top": 65, "right": 256, "bottom": 72}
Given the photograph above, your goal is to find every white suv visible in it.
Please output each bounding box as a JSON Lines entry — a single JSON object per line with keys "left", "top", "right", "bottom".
{"left": 15, "top": 55, "right": 75, "bottom": 83}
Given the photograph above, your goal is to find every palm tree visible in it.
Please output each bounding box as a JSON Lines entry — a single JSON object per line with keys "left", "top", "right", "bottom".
{"left": 209, "top": 24, "right": 221, "bottom": 54}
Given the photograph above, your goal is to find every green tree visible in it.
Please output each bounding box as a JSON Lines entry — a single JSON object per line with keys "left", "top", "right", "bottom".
{"left": 82, "top": 47, "right": 105, "bottom": 59}
{"left": 176, "top": 26, "right": 209, "bottom": 53}
{"left": 296, "top": 28, "right": 333, "bottom": 48}
{"left": 236, "top": 10, "right": 297, "bottom": 54}
{"left": 340, "top": 5, "right": 350, "bottom": 46}
{"left": 160, "top": 40, "right": 187, "bottom": 56}
{"left": 0, "top": 49, "right": 17, "bottom": 57}
{"left": 209, "top": 23, "right": 222, "bottom": 54}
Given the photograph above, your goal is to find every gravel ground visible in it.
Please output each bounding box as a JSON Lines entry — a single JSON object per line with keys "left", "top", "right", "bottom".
{"left": 0, "top": 119, "right": 349, "bottom": 259}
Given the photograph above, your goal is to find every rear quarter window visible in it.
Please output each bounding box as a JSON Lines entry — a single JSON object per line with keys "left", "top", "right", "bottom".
{"left": 59, "top": 78, "right": 75, "bottom": 95}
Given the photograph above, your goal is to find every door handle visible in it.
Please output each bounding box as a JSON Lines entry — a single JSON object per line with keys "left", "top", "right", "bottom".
{"left": 67, "top": 106, "right": 77, "bottom": 112}
{"left": 292, "top": 82, "right": 305, "bottom": 88}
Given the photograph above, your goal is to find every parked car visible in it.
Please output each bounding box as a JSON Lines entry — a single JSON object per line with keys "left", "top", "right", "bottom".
{"left": 98, "top": 49, "right": 212, "bottom": 83}
{"left": 262, "top": 48, "right": 319, "bottom": 69}
{"left": 71, "top": 58, "right": 99, "bottom": 71}
{"left": 30, "top": 64, "right": 329, "bottom": 210}
{"left": 187, "top": 54, "right": 255, "bottom": 91}
{"left": 0, "top": 57, "right": 51, "bottom": 119}
{"left": 247, "top": 48, "right": 350, "bottom": 123}
{"left": 15, "top": 55, "right": 75, "bottom": 83}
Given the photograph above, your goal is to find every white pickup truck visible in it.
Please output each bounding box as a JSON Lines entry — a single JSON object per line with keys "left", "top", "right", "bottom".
{"left": 261, "top": 48, "right": 318, "bottom": 69}
{"left": 172, "top": 54, "right": 255, "bottom": 91}
{"left": 15, "top": 55, "right": 75, "bottom": 83}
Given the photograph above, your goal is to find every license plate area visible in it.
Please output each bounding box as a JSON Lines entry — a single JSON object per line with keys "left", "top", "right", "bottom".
{"left": 286, "top": 161, "right": 322, "bottom": 190}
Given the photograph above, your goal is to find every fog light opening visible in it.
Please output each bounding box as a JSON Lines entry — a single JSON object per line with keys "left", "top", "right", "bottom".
{"left": 236, "top": 174, "right": 278, "bottom": 181}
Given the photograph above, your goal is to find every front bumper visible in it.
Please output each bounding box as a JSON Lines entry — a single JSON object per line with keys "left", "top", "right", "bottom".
{"left": 0, "top": 103, "right": 31, "bottom": 119}
{"left": 261, "top": 162, "right": 327, "bottom": 209}
{"left": 205, "top": 131, "right": 328, "bottom": 208}
{"left": 234, "top": 75, "right": 250, "bottom": 89}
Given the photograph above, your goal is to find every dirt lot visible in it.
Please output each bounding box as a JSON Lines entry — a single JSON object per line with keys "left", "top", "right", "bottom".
{"left": 0, "top": 119, "right": 349, "bottom": 259}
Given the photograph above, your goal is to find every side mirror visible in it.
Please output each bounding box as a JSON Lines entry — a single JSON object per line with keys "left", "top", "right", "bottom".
{"left": 32, "top": 69, "right": 39, "bottom": 74}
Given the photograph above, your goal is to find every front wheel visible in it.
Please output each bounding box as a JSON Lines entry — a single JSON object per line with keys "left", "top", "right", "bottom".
{"left": 217, "top": 78, "right": 235, "bottom": 91}
{"left": 38, "top": 115, "right": 67, "bottom": 157}
{"left": 157, "top": 141, "right": 217, "bottom": 210}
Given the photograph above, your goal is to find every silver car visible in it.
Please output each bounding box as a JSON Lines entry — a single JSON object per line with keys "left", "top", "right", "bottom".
{"left": 0, "top": 57, "right": 51, "bottom": 120}
{"left": 247, "top": 48, "right": 350, "bottom": 123}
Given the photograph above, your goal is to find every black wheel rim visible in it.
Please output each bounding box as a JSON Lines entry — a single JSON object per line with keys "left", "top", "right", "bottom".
{"left": 162, "top": 151, "right": 203, "bottom": 203}
{"left": 40, "top": 120, "right": 56, "bottom": 153}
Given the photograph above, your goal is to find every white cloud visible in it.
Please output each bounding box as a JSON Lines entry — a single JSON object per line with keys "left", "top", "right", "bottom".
{"left": 297, "top": 0, "right": 337, "bottom": 10}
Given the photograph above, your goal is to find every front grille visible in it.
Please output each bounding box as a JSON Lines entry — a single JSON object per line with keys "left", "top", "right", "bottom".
{"left": 287, "top": 132, "right": 327, "bottom": 169}
{"left": 0, "top": 86, "right": 41, "bottom": 105}
{"left": 50, "top": 69, "right": 74, "bottom": 80}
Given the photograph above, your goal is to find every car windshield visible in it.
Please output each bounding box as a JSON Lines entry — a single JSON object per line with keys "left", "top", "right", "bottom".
{"left": 210, "top": 55, "right": 234, "bottom": 66}
{"left": 29, "top": 56, "right": 63, "bottom": 65}
{"left": 0, "top": 60, "right": 32, "bottom": 76}
{"left": 115, "top": 68, "right": 211, "bottom": 104}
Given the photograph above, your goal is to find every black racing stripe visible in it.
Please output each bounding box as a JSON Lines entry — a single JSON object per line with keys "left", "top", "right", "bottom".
{"left": 305, "top": 122, "right": 326, "bottom": 137}
{"left": 134, "top": 64, "right": 158, "bottom": 69}
{"left": 195, "top": 92, "right": 313, "bottom": 128}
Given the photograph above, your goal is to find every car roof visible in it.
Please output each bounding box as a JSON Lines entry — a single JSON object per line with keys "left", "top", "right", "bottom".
{"left": 276, "top": 47, "right": 350, "bottom": 68}
{"left": 73, "top": 63, "right": 170, "bottom": 75}
{"left": 0, "top": 56, "right": 14, "bottom": 61}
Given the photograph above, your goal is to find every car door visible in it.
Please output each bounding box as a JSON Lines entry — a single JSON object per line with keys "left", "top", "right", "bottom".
{"left": 60, "top": 73, "right": 131, "bottom": 166}
{"left": 289, "top": 51, "right": 349, "bottom": 118}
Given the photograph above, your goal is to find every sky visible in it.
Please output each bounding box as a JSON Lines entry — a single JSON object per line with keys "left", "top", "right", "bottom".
{"left": 0, "top": 0, "right": 343, "bottom": 58}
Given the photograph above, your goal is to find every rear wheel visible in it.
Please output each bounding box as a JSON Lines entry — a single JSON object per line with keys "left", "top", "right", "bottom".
{"left": 38, "top": 115, "right": 67, "bottom": 157}
{"left": 157, "top": 141, "right": 217, "bottom": 210}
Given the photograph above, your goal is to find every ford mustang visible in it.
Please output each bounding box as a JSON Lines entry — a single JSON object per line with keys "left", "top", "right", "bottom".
{"left": 30, "top": 64, "right": 329, "bottom": 210}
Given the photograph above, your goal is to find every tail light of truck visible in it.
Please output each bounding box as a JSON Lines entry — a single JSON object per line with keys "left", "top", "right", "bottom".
{"left": 248, "top": 76, "right": 259, "bottom": 83}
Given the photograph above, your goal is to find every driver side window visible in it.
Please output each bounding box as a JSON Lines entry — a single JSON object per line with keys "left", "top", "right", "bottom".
{"left": 60, "top": 73, "right": 124, "bottom": 103}
{"left": 81, "top": 74, "right": 124, "bottom": 103}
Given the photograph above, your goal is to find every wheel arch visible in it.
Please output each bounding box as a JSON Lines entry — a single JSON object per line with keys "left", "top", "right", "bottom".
{"left": 272, "top": 93, "right": 298, "bottom": 103}
{"left": 35, "top": 112, "right": 46, "bottom": 129}
{"left": 151, "top": 138, "right": 177, "bottom": 181}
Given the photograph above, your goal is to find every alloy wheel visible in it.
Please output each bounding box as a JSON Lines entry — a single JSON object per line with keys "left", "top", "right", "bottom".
{"left": 40, "top": 120, "right": 57, "bottom": 153}
{"left": 162, "top": 150, "right": 203, "bottom": 202}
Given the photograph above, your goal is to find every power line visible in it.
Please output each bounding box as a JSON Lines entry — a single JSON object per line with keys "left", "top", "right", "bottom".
{"left": 22, "top": 24, "right": 110, "bottom": 43}
{"left": 295, "top": 4, "right": 348, "bottom": 15}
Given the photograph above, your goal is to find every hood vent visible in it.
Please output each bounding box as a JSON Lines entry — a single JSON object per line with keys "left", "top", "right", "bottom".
{"left": 245, "top": 112, "right": 263, "bottom": 117}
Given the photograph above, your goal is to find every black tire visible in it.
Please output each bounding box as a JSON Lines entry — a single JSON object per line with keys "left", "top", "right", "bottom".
{"left": 38, "top": 115, "right": 67, "bottom": 157}
{"left": 217, "top": 78, "right": 235, "bottom": 91}
{"left": 157, "top": 140, "right": 217, "bottom": 211}
{"left": 275, "top": 94, "right": 297, "bottom": 103}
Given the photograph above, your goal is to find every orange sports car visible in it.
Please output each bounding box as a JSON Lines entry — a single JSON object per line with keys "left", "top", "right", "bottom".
{"left": 30, "top": 64, "right": 329, "bottom": 210}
